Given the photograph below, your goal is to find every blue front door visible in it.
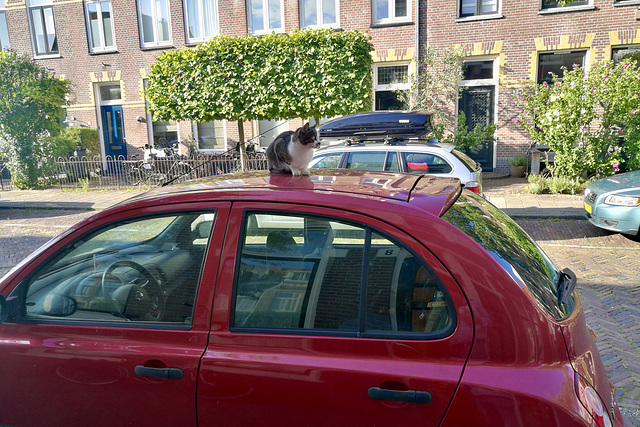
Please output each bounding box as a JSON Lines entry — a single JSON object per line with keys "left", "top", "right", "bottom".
{"left": 101, "top": 105, "right": 127, "bottom": 158}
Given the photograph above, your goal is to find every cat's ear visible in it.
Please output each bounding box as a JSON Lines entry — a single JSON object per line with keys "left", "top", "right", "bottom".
{"left": 302, "top": 122, "right": 310, "bottom": 131}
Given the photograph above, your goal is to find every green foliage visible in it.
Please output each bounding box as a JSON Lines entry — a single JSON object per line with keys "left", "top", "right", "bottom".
{"left": 516, "top": 58, "right": 640, "bottom": 178}
{"left": 527, "top": 173, "right": 585, "bottom": 194}
{"left": 400, "top": 45, "right": 494, "bottom": 150}
{"left": 432, "top": 111, "right": 496, "bottom": 151}
{"left": 0, "top": 49, "right": 70, "bottom": 188}
{"left": 510, "top": 156, "right": 527, "bottom": 167}
{"left": 145, "top": 29, "right": 374, "bottom": 123}
{"left": 62, "top": 127, "right": 100, "bottom": 157}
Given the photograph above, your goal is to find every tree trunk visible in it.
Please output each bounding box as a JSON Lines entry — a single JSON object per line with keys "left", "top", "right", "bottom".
{"left": 237, "top": 119, "right": 247, "bottom": 172}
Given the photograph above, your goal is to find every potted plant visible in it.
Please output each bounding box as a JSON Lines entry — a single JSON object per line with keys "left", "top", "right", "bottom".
{"left": 510, "top": 156, "right": 527, "bottom": 178}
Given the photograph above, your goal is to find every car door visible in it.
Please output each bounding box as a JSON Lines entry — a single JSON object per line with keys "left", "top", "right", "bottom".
{"left": 0, "top": 203, "right": 230, "bottom": 427}
{"left": 198, "top": 203, "right": 473, "bottom": 426}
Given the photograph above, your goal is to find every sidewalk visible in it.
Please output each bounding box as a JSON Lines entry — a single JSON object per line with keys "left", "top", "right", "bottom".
{"left": 0, "top": 177, "right": 586, "bottom": 219}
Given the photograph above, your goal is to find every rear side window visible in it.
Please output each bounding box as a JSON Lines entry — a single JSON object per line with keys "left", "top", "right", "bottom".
{"left": 232, "top": 213, "right": 454, "bottom": 338}
{"left": 450, "top": 149, "right": 479, "bottom": 172}
{"left": 402, "top": 152, "right": 452, "bottom": 174}
{"left": 345, "top": 151, "right": 399, "bottom": 172}
{"left": 310, "top": 152, "right": 342, "bottom": 169}
{"left": 442, "top": 194, "right": 571, "bottom": 320}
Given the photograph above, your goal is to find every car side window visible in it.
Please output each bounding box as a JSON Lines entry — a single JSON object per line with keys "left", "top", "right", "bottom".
{"left": 21, "top": 212, "right": 216, "bottom": 325}
{"left": 310, "top": 153, "right": 343, "bottom": 168}
{"left": 232, "top": 212, "right": 453, "bottom": 337}
{"left": 345, "top": 151, "right": 398, "bottom": 172}
{"left": 403, "top": 152, "right": 453, "bottom": 174}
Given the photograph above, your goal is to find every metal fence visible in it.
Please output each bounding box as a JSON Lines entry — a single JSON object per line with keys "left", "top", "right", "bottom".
{"left": 0, "top": 152, "right": 268, "bottom": 191}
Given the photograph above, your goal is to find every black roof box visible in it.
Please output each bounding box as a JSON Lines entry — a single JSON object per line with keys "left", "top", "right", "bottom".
{"left": 318, "top": 111, "right": 432, "bottom": 142}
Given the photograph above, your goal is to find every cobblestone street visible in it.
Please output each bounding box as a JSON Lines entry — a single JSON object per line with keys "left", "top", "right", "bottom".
{"left": 1, "top": 208, "right": 638, "bottom": 424}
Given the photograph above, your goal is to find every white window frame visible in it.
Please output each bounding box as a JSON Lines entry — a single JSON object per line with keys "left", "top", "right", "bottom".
{"left": 143, "top": 79, "right": 179, "bottom": 148}
{"left": 373, "top": 62, "right": 412, "bottom": 111}
{"left": 299, "top": 0, "right": 339, "bottom": 29}
{"left": 246, "top": 0, "right": 285, "bottom": 34}
{"left": 137, "top": 0, "right": 172, "bottom": 48}
{"left": 537, "top": 50, "right": 588, "bottom": 84}
{"left": 184, "top": 0, "right": 219, "bottom": 44}
{"left": 539, "top": 0, "right": 594, "bottom": 13}
{"left": 85, "top": 0, "right": 116, "bottom": 53}
{"left": 192, "top": 120, "right": 227, "bottom": 153}
{"left": 0, "top": 0, "right": 9, "bottom": 49}
{"left": 372, "top": 0, "right": 411, "bottom": 25}
{"left": 27, "top": 0, "right": 59, "bottom": 58}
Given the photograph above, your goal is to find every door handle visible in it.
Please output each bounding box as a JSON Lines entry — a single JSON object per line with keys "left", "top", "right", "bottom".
{"left": 135, "top": 365, "right": 183, "bottom": 379}
{"left": 367, "top": 387, "right": 432, "bottom": 404}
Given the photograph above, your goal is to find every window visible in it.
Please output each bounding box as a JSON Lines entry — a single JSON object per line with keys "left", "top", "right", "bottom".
{"left": 345, "top": 151, "right": 399, "bottom": 171}
{"left": 612, "top": 46, "right": 640, "bottom": 64}
{"left": 27, "top": 0, "right": 58, "bottom": 56}
{"left": 309, "top": 152, "right": 343, "bottom": 169}
{"left": 537, "top": 51, "right": 585, "bottom": 84}
{"left": 184, "top": 0, "right": 218, "bottom": 43}
{"left": 459, "top": 0, "right": 498, "bottom": 17}
{"left": 403, "top": 152, "right": 452, "bottom": 174}
{"left": 137, "top": 0, "right": 171, "bottom": 47}
{"left": 0, "top": 0, "right": 9, "bottom": 49}
{"left": 372, "top": 0, "right": 410, "bottom": 24}
{"left": 85, "top": 0, "right": 115, "bottom": 52}
{"left": 541, "top": 0, "right": 588, "bottom": 8}
{"left": 194, "top": 121, "right": 226, "bottom": 151}
{"left": 374, "top": 64, "right": 410, "bottom": 110}
{"left": 233, "top": 212, "right": 453, "bottom": 336}
{"left": 299, "top": 0, "right": 338, "bottom": 28}
{"left": 144, "top": 79, "right": 178, "bottom": 147}
{"left": 247, "top": 0, "right": 284, "bottom": 34}
{"left": 256, "top": 119, "right": 288, "bottom": 149}
{"left": 22, "top": 212, "right": 216, "bottom": 324}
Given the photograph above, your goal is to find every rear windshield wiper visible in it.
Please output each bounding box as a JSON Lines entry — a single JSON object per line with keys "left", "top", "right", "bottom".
{"left": 556, "top": 268, "right": 576, "bottom": 305}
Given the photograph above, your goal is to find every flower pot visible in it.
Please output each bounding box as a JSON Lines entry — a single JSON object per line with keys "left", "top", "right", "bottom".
{"left": 510, "top": 165, "right": 526, "bottom": 178}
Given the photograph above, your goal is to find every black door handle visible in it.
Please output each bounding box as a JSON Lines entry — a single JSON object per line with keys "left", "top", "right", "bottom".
{"left": 367, "top": 387, "right": 432, "bottom": 403}
{"left": 135, "top": 365, "right": 183, "bottom": 379}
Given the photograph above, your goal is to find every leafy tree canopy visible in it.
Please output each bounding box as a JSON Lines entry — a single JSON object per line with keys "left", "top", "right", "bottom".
{"left": 145, "top": 29, "right": 374, "bottom": 124}
{"left": 0, "top": 49, "right": 70, "bottom": 188}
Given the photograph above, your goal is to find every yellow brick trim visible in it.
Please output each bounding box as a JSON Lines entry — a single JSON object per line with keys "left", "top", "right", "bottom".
{"left": 529, "top": 50, "right": 538, "bottom": 83}
{"left": 456, "top": 41, "right": 504, "bottom": 57}
{"left": 371, "top": 47, "right": 415, "bottom": 63}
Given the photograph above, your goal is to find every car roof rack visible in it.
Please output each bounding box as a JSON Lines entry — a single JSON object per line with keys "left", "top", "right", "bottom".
{"left": 318, "top": 111, "right": 433, "bottom": 142}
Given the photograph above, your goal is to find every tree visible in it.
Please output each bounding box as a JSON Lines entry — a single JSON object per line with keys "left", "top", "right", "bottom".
{"left": 397, "top": 44, "right": 494, "bottom": 151}
{"left": 516, "top": 58, "right": 640, "bottom": 178}
{"left": 0, "top": 49, "right": 71, "bottom": 188}
{"left": 145, "top": 29, "right": 374, "bottom": 167}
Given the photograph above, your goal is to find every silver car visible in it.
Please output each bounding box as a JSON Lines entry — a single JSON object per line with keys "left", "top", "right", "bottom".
{"left": 310, "top": 141, "right": 484, "bottom": 195}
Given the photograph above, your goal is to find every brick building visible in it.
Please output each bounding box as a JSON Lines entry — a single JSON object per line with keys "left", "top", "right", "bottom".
{"left": 424, "top": 0, "right": 640, "bottom": 172}
{"left": 0, "top": 0, "right": 417, "bottom": 159}
{"left": 0, "top": 0, "right": 637, "bottom": 172}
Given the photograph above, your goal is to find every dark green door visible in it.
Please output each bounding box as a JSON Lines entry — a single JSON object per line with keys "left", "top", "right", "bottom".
{"left": 459, "top": 86, "right": 494, "bottom": 171}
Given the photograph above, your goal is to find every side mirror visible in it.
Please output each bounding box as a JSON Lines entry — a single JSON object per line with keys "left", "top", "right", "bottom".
{"left": 0, "top": 295, "right": 7, "bottom": 324}
{"left": 42, "top": 294, "right": 78, "bottom": 317}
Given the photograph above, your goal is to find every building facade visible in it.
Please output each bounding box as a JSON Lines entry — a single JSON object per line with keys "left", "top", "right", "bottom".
{"left": 1, "top": 0, "right": 417, "bottom": 159}
{"left": 0, "top": 0, "right": 638, "bottom": 171}
{"left": 424, "top": 0, "right": 640, "bottom": 172}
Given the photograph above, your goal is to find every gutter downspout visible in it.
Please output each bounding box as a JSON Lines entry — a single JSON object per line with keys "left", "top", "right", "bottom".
{"left": 414, "top": 0, "right": 420, "bottom": 109}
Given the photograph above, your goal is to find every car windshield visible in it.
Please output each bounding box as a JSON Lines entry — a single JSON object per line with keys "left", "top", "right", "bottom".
{"left": 442, "top": 193, "right": 571, "bottom": 320}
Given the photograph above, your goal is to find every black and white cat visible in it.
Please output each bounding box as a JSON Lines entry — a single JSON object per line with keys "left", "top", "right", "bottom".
{"left": 266, "top": 123, "right": 321, "bottom": 176}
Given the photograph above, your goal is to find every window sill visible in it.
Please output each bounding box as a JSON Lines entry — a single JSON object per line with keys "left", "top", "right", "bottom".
{"left": 455, "top": 14, "right": 504, "bottom": 23}
{"left": 140, "top": 44, "right": 174, "bottom": 51}
{"left": 370, "top": 20, "right": 414, "bottom": 29}
{"left": 33, "top": 53, "right": 61, "bottom": 60}
{"left": 613, "top": 0, "right": 640, "bottom": 5}
{"left": 538, "top": 5, "right": 596, "bottom": 14}
{"left": 89, "top": 49, "right": 118, "bottom": 55}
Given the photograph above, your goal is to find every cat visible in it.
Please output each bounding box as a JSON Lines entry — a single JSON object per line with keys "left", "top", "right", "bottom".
{"left": 266, "top": 123, "right": 321, "bottom": 176}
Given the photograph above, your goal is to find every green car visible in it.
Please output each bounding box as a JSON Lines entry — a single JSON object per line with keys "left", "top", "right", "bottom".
{"left": 584, "top": 170, "right": 640, "bottom": 235}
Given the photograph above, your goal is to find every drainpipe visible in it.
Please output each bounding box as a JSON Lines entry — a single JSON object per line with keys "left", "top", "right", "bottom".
{"left": 414, "top": 0, "right": 420, "bottom": 109}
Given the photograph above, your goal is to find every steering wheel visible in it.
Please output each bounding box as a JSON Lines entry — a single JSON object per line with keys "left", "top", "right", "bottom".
{"left": 101, "top": 260, "right": 165, "bottom": 321}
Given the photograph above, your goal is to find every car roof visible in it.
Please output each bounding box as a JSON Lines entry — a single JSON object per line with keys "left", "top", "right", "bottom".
{"left": 120, "top": 170, "right": 462, "bottom": 218}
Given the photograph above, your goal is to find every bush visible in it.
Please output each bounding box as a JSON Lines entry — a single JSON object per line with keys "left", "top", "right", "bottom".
{"left": 62, "top": 127, "right": 100, "bottom": 157}
{"left": 527, "top": 174, "right": 585, "bottom": 195}
{"left": 510, "top": 156, "right": 527, "bottom": 167}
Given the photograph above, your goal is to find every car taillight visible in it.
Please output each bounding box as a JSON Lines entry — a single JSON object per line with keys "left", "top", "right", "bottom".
{"left": 575, "top": 372, "right": 613, "bottom": 427}
{"left": 464, "top": 182, "right": 481, "bottom": 194}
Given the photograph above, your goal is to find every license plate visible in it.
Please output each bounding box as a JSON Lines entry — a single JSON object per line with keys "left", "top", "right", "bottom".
{"left": 584, "top": 202, "right": 592, "bottom": 214}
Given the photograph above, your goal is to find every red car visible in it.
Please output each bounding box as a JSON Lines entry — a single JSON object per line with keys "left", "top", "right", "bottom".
{"left": 0, "top": 170, "right": 622, "bottom": 426}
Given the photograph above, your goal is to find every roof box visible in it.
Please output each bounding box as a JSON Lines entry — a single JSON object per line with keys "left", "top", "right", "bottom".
{"left": 318, "top": 111, "right": 432, "bottom": 142}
